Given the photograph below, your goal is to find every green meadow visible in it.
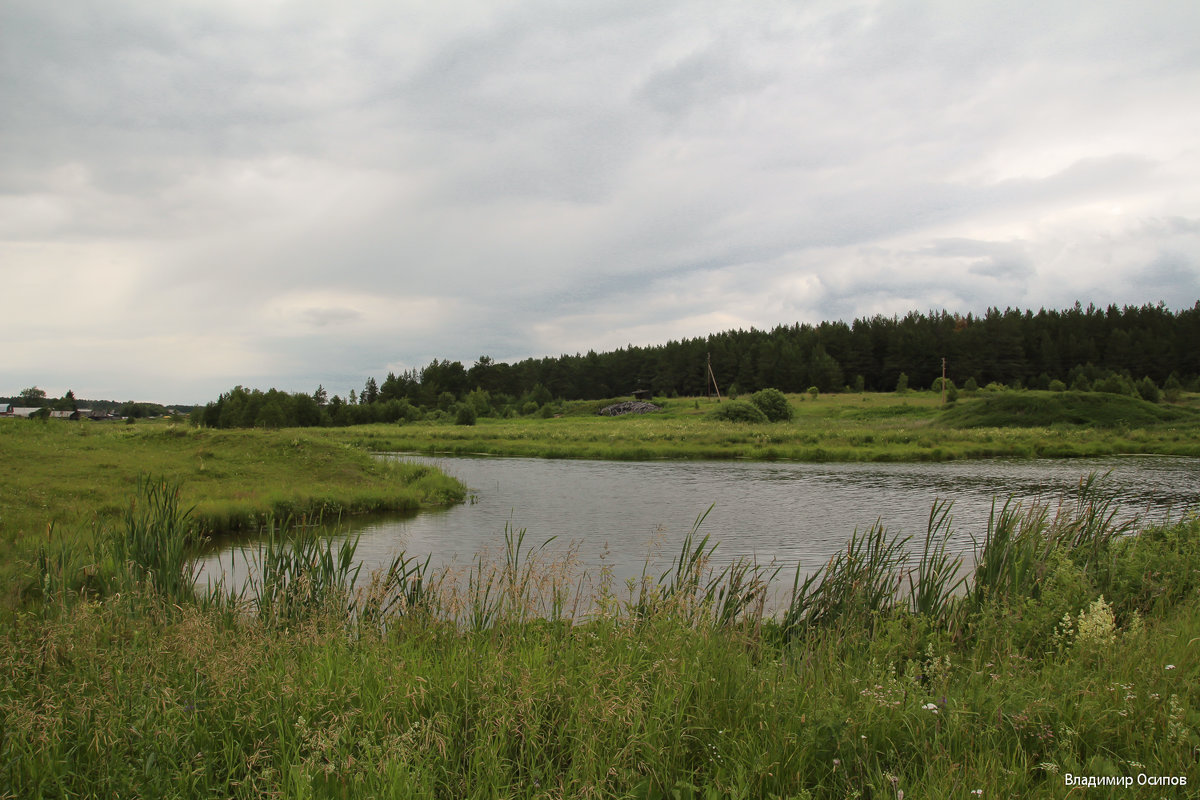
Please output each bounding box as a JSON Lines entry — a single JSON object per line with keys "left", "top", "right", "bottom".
{"left": 1, "top": 390, "right": 1198, "bottom": 797}
{"left": 0, "top": 420, "right": 464, "bottom": 598}
{"left": 318, "top": 389, "right": 1200, "bottom": 462}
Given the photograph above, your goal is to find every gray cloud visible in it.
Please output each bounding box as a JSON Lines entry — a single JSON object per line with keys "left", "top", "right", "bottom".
{"left": 2, "top": 0, "right": 1199, "bottom": 402}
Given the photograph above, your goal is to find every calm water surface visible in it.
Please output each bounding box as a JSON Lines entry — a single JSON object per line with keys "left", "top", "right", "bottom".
{"left": 198, "top": 454, "right": 1199, "bottom": 592}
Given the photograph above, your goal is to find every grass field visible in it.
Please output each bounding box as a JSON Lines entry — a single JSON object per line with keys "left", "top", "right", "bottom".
{"left": 2, "top": 392, "right": 1198, "bottom": 797}
{"left": 317, "top": 389, "right": 1200, "bottom": 462}
{"left": 0, "top": 420, "right": 464, "bottom": 599}
{"left": 2, "top": 472, "right": 1198, "bottom": 798}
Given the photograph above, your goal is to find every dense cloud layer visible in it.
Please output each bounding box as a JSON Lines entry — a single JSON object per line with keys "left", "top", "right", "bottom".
{"left": 3, "top": 0, "right": 1199, "bottom": 403}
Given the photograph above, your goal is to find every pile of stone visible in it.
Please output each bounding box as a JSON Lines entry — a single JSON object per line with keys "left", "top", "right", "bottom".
{"left": 598, "top": 401, "right": 661, "bottom": 416}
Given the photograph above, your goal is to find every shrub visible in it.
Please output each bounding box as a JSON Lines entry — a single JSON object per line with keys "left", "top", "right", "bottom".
{"left": 1136, "top": 376, "right": 1161, "bottom": 403}
{"left": 1049, "top": 379, "right": 1067, "bottom": 392}
{"left": 807, "top": 386, "right": 819, "bottom": 400}
{"left": 1164, "top": 373, "right": 1183, "bottom": 402}
{"left": 895, "top": 372, "right": 909, "bottom": 393}
{"left": 749, "top": 388, "right": 794, "bottom": 422}
{"left": 708, "top": 400, "right": 768, "bottom": 423}
{"left": 454, "top": 403, "right": 477, "bottom": 426}
{"left": 963, "top": 377, "right": 978, "bottom": 393}
{"left": 1095, "top": 373, "right": 1135, "bottom": 396}
{"left": 466, "top": 388, "right": 494, "bottom": 417}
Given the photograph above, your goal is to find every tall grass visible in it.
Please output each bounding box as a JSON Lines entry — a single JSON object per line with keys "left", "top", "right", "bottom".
{"left": 968, "top": 472, "right": 1136, "bottom": 610}
{"left": 629, "top": 506, "right": 780, "bottom": 628}
{"left": 907, "top": 499, "right": 966, "bottom": 622}
{"left": 240, "top": 520, "right": 362, "bottom": 627}
{"left": 32, "top": 475, "right": 201, "bottom": 605}
{"left": 6, "top": 474, "right": 1198, "bottom": 798}
{"left": 105, "top": 475, "right": 199, "bottom": 599}
{"left": 781, "top": 518, "right": 909, "bottom": 639}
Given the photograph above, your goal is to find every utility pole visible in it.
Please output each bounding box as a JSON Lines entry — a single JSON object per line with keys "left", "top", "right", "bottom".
{"left": 707, "top": 353, "right": 723, "bottom": 403}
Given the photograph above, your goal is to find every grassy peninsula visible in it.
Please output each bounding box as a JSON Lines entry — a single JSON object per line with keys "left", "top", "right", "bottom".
{"left": 0, "top": 420, "right": 465, "bottom": 595}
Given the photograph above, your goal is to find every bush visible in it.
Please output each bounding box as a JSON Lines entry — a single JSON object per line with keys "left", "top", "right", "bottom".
{"left": 895, "top": 373, "right": 909, "bottom": 393}
{"left": 1049, "top": 379, "right": 1067, "bottom": 392}
{"left": 1095, "top": 373, "right": 1135, "bottom": 396}
{"left": 708, "top": 400, "right": 768, "bottom": 423}
{"left": 454, "top": 403, "right": 477, "bottom": 426}
{"left": 749, "top": 388, "right": 794, "bottom": 422}
{"left": 1164, "top": 373, "right": 1184, "bottom": 402}
{"left": 963, "top": 377, "right": 978, "bottom": 393}
{"left": 1136, "top": 376, "right": 1161, "bottom": 403}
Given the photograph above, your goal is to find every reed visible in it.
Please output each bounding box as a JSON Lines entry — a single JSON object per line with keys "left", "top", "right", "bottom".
{"left": 906, "top": 499, "right": 966, "bottom": 623}
{"left": 5, "top": 475, "right": 1198, "bottom": 798}
{"left": 625, "top": 506, "right": 779, "bottom": 629}
{"left": 104, "top": 476, "right": 200, "bottom": 599}
{"left": 780, "top": 518, "right": 912, "bottom": 642}
{"left": 241, "top": 520, "right": 362, "bottom": 627}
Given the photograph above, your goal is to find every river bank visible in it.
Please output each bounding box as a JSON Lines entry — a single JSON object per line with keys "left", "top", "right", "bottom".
{"left": 0, "top": 420, "right": 465, "bottom": 596}
{"left": 4, "top": 471, "right": 1198, "bottom": 798}
{"left": 315, "top": 390, "right": 1200, "bottom": 462}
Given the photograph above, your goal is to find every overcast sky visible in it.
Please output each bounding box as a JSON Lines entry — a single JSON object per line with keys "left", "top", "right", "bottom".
{"left": 3, "top": 1, "right": 1199, "bottom": 404}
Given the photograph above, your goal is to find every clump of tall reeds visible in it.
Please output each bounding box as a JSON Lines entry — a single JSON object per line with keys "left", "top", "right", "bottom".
{"left": 967, "top": 471, "right": 1134, "bottom": 609}
{"left": 625, "top": 507, "right": 780, "bottom": 629}
{"left": 204, "top": 517, "right": 442, "bottom": 632}
{"left": 102, "top": 475, "right": 200, "bottom": 600}
{"left": 240, "top": 521, "right": 362, "bottom": 626}
{"left": 780, "top": 517, "right": 910, "bottom": 639}
{"left": 454, "top": 523, "right": 584, "bottom": 630}
{"left": 778, "top": 472, "right": 1135, "bottom": 643}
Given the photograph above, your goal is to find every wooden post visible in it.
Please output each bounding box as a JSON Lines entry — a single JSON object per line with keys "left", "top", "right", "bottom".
{"left": 941, "top": 357, "right": 947, "bottom": 404}
{"left": 708, "top": 353, "right": 723, "bottom": 403}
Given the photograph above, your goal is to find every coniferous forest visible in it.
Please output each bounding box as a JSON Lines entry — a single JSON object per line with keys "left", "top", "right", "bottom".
{"left": 195, "top": 301, "right": 1200, "bottom": 428}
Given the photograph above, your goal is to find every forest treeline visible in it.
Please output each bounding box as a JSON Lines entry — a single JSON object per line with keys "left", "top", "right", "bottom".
{"left": 194, "top": 301, "right": 1200, "bottom": 428}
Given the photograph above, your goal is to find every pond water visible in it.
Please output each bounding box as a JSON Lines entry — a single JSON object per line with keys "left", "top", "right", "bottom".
{"left": 196, "top": 454, "right": 1198, "bottom": 596}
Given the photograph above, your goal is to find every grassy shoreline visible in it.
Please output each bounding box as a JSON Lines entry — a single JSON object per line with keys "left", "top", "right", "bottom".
{"left": 2, "top": 395, "right": 1199, "bottom": 797}
{"left": 2, "top": 473, "right": 1198, "bottom": 797}
{"left": 317, "top": 390, "right": 1200, "bottom": 462}
{"left": 0, "top": 420, "right": 465, "bottom": 595}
